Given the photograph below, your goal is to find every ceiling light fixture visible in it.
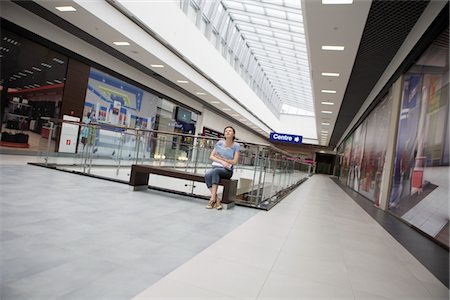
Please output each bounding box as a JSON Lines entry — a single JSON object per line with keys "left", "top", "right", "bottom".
{"left": 195, "top": 92, "right": 206, "bottom": 95}
{"left": 322, "top": 0, "right": 353, "bottom": 4}
{"left": 321, "top": 90, "right": 336, "bottom": 94}
{"left": 321, "top": 101, "right": 334, "bottom": 105}
{"left": 223, "top": 108, "right": 231, "bottom": 111}
{"left": 321, "top": 122, "right": 330, "bottom": 125}
{"left": 150, "top": 64, "right": 164, "bottom": 68}
{"left": 55, "top": 6, "right": 77, "bottom": 12}
{"left": 177, "top": 80, "right": 189, "bottom": 84}
{"left": 32, "top": 67, "right": 42, "bottom": 72}
{"left": 321, "top": 110, "right": 333, "bottom": 114}
{"left": 321, "top": 131, "right": 329, "bottom": 133}
{"left": 113, "top": 41, "right": 130, "bottom": 46}
{"left": 321, "top": 45, "right": 345, "bottom": 51}
{"left": 211, "top": 101, "right": 220, "bottom": 104}
{"left": 321, "top": 72, "right": 340, "bottom": 77}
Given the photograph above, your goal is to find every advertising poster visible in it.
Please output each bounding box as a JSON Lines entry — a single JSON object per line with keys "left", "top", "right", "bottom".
{"left": 390, "top": 71, "right": 449, "bottom": 247}
{"left": 389, "top": 74, "right": 422, "bottom": 208}
{"left": 359, "top": 95, "right": 392, "bottom": 204}
{"left": 347, "top": 121, "right": 366, "bottom": 191}
{"left": 339, "top": 135, "right": 352, "bottom": 184}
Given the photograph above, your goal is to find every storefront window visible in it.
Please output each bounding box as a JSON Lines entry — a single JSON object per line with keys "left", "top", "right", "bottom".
{"left": 0, "top": 28, "right": 68, "bottom": 150}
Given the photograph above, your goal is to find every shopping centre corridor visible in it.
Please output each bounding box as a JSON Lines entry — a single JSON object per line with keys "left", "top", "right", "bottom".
{"left": 0, "top": 156, "right": 448, "bottom": 299}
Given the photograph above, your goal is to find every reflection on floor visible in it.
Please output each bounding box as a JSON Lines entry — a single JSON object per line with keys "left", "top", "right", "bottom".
{"left": 1, "top": 156, "right": 448, "bottom": 299}
{"left": 0, "top": 163, "right": 258, "bottom": 299}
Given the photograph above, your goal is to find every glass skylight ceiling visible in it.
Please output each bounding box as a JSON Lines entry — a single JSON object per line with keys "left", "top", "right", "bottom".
{"left": 180, "top": 0, "right": 314, "bottom": 116}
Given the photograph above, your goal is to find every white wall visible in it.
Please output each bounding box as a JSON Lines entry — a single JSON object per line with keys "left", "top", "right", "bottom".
{"left": 201, "top": 109, "right": 268, "bottom": 145}
{"left": 279, "top": 114, "right": 318, "bottom": 144}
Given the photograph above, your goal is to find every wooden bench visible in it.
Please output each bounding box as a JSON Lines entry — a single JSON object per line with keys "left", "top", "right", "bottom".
{"left": 129, "top": 164, "right": 237, "bottom": 209}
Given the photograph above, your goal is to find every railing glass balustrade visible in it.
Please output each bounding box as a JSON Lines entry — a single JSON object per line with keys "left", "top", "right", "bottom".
{"left": 31, "top": 119, "right": 311, "bottom": 209}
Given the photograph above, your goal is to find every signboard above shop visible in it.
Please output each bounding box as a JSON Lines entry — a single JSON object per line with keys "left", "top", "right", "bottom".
{"left": 269, "top": 132, "right": 303, "bottom": 144}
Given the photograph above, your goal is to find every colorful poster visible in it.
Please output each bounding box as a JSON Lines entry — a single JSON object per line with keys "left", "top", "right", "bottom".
{"left": 359, "top": 95, "right": 392, "bottom": 204}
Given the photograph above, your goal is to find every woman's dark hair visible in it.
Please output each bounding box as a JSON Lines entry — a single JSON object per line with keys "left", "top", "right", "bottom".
{"left": 224, "top": 126, "right": 236, "bottom": 141}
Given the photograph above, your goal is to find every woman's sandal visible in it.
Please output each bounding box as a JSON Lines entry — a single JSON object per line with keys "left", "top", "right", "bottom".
{"left": 216, "top": 194, "right": 223, "bottom": 210}
{"left": 206, "top": 194, "right": 217, "bottom": 209}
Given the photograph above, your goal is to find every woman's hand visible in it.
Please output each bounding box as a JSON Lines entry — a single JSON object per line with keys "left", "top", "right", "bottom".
{"left": 222, "top": 162, "right": 233, "bottom": 170}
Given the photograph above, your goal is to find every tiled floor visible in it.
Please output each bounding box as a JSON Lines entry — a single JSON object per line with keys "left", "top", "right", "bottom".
{"left": 0, "top": 161, "right": 258, "bottom": 299}
{"left": 134, "top": 175, "right": 449, "bottom": 300}
{"left": 1, "top": 156, "right": 448, "bottom": 299}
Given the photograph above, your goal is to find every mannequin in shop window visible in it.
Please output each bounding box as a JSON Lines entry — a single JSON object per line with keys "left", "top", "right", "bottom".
{"left": 204, "top": 126, "right": 240, "bottom": 210}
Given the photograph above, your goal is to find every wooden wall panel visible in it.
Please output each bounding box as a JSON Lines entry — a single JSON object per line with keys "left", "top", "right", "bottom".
{"left": 60, "top": 58, "right": 90, "bottom": 118}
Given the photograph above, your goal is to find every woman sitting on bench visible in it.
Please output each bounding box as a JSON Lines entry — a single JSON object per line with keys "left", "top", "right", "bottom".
{"left": 205, "top": 126, "right": 240, "bottom": 210}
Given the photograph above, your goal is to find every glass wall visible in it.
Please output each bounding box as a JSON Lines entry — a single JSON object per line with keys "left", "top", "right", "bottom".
{"left": 389, "top": 28, "right": 449, "bottom": 247}
{"left": 0, "top": 28, "right": 68, "bottom": 151}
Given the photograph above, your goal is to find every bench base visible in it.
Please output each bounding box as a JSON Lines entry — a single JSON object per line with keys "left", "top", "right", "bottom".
{"left": 129, "top": 184, "right": 235, "bottom": 210}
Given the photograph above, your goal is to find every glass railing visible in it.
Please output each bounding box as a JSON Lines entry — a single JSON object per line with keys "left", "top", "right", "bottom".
{"left": 29, "top": 118, "right": 311, "bottom": 209}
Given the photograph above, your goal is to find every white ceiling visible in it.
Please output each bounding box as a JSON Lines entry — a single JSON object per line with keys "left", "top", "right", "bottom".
{"left": 29, "top": 0, "right": 372, "bottom": 146}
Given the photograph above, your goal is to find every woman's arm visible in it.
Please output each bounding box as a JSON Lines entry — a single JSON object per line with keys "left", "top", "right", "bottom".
{"left": 210, "top": 149, "right": 230, "bottom": 166}
{"left": 215, "top": 151, "right": 239, "bottom": 165}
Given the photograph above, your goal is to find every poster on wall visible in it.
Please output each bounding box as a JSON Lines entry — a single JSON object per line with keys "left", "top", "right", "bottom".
{"left": 390, "top": 74, "right": 423, "bottom": 208}
{"left": 389, "top": 70, "right": 449, "bottom": 247}
{"left": 358, "top": 95, "right": 392, "bottom": 205}
{"left": 347, "top": 121, "right": 366, "bottom": 191}
{"left": 339, "top": 136, "right": 352, "bottom": 184}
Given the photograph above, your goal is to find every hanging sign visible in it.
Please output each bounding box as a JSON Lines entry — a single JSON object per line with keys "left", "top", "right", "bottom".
{"left": 269, "top": 132, "right": 303, "bottom": 144}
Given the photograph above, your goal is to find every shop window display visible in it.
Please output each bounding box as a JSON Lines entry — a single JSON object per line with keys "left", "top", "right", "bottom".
{"left": 0, "top": 28, "right": 67, "bottom": 150}
{"left": 80, "top": 68, "right": 197, "bottom": 161}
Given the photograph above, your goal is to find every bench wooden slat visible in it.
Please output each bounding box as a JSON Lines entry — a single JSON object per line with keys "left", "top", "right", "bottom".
{"left": 129, "top": 165, "right": 237, "bottom": 207}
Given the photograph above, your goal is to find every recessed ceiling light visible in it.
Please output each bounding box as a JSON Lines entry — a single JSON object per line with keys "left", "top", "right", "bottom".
{"left": 322, "top": 0, "right": 353, "bottom": 4}
{"left": 211, "top": 101, "right": 220, "bottom": 104}
{"left": 150, "top": 64, "right": 164, "bottom": 68}
{"left": 231, "top": 114, "right": 239, "bottom": 117}
{"left": 321, "top": 72, "right": 340, "bottom": 77}
{"left": 321, "top": 110, "right": 333, "bottom": 114}
{"left": 113, "top": 41, "right": 130, "bottom": 46}
{"left": 321, "top": 101, "right": 334, "bottom": 105}
{"left": 55, "top": 6, "right": 77, "bottom": 12}
{"left": 321, "top": 45, "right": 345, "bottom": 51}
{"left": 32, "top": 67, "right": 42, "bottom": 72}
{"left": 321, "top": 90, "right": 336, "bottom": 94}
{"left": 177, "top": 80, "right": 189, "bottom": 84}
{"left": 223, "top": 108, "right": 231, "bottom": 111}
{"left": 195, "top": 92, "right": 206, "bottom": 95}
{"left": 321, "top": 122, "right": 330, "bottom": 125}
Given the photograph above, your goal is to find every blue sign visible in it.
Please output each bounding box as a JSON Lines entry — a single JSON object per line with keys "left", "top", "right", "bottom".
{"left": 269, "top": 132, "right": 303, "bottom": 144}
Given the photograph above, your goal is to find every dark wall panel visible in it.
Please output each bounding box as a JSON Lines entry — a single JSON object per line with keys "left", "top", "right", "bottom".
{"left": 60, "top": 58, "right": 90, "bottom": 118}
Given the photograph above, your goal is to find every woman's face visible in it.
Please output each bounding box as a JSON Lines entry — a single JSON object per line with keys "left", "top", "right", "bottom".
{"left": 224, "top": 127, "right": 235, "bottom": 139}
